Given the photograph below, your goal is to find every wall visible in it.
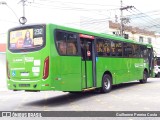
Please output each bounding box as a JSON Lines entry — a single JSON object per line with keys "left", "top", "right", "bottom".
{"left": 0, "top": 53, "right": 7, "bottom": 91}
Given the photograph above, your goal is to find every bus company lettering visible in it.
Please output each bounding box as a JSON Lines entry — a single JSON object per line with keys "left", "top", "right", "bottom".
{"left": 13, "top": 58, "right": 23, "bottom": 62}
{"left": 135, "top": 63, "right": 144, "bottom": 68}
{"left": 25, "top": 57, "right": 34, "bottom": 62}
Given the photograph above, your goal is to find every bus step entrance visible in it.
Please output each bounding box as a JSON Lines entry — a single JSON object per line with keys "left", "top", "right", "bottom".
{"left": 82, "top": 87, "right": 96, "bottom": 92}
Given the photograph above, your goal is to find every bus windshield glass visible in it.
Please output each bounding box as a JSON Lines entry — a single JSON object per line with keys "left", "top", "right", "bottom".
{"left": 9, "top": 25, "right": 45, "bottom": 52}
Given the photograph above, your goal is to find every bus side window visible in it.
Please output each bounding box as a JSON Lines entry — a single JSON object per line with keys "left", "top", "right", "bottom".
{"left": 66, "top": 33, "right": 78, "bottom": 55}
{"left": 143, "top": 47, "right": 148, "bottom": 58}
{"left": 111, "top": 41, "right": 116, "bottom": 56}
{"left": 115, "top": 42, "right": 122, "bottom": 56}
{"left": 132, "top": 44, "right": 140, "bottom": 58}
{"left": 96, "top": 38, "right": 103, "bottom": 56}
{"left": 67, "top": 42, "right": 77, "bottom": 55}
{"left": 123, "top": 43, "right": 128, "bottom": 57}
{"left": 56, "top": 31, "right": 67, "bottom": 55}
{"left": 123, "top": 43, "right": 133, "bottom": 57}
{"left": 59, "top": 41, "right": 67, "bottom": 55}
{"left": 104, "top": 39, "right": 111, "bottom": 56}
{"left": 56, "top": 31, "right": 78, "bottom": 56}
{"left": 128, "top": 44, "right": 133, "bottom": 57}
{"left": 96, "top": 38, "right": 111, "bottom": 57}
{"left": 140, "top": 45, "right": 147, "bottom": 58}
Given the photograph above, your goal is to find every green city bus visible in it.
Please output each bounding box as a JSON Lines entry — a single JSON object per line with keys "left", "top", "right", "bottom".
{"left": 6, "top": 24, "right": 154, "bottom": 93}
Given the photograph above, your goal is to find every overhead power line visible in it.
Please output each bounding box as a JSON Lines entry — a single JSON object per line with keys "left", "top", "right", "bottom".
{"left": 31, "top": 2, "right": 119, "bottom": 12}
{"left": 126, "top": 10, "right": 160, "bottom": 18}
{"left": 127, "top": 7, "right": 160, "bottom": 31}
{"left": 38, "top": 0, "right": 120, "bottom": 7}
{"left": 28, "top": 0, "right": 160, "bottom": 33}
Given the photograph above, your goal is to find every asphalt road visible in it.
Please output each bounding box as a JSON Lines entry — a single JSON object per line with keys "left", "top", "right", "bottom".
{"left": 0, "top": 78, "right": 160, "bottom": 112}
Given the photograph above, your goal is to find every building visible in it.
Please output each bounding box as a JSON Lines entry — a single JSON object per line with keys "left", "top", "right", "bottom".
{"left": 0, "top": 44, "right": 6, "bottom": 53}
{"left": 0, "top": 33, "right": 7, "bottom": 53}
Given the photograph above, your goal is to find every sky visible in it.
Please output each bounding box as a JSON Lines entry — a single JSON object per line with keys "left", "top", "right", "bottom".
{"left": 0, "top": 0, "right": 160, "bottom": 42}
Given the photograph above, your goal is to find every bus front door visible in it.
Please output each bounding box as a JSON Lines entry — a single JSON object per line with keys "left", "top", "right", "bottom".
{"left": 80, "top": 38, "right": 96, "bottom": 90}
{"left": 148, "top": 48, "right": 154, "bottom": 77}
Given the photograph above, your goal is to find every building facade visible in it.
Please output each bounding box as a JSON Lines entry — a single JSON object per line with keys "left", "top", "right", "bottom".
{"left": 0, "top": 44, "right": 6, "bottom": 53}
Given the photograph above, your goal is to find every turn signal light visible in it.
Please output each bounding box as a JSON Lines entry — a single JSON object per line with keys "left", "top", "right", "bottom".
{"left": 43, "top": 56, "right": 49, "bottom": 79}
{"left": 6, "top": 61, "right": 10, "bottom": 79}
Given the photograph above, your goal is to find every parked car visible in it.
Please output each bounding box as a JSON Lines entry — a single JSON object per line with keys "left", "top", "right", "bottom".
{"left": 154, "top": 65, "right": 160, "bottom": 77}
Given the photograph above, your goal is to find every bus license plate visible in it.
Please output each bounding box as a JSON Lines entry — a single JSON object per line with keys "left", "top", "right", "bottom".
{"left": 21, "top": 72, "right": 29, "bottom": 76}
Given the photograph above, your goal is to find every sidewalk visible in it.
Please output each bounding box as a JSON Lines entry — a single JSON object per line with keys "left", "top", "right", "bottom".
{"left": 0, "top": 82, "right": 7, "bottom": 91}
{"left": 0, "top": 87, "right": 7, "bottom": 91}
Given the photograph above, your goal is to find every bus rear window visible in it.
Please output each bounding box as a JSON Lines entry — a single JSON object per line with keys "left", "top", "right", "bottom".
{"left": 9, "top": 25, "right": 45, "bottom": 52}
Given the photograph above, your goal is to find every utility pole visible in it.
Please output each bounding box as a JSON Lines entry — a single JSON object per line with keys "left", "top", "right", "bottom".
{"left": 22, "top": 0, "right": 26, "bottom": 18}
{"left": 120, "top": 0, "right": 123, "bottom": 37}
{"left": 19, "top": 0, "right": 27, "bottom": 25}
{"left": 120, "top": 0, "right": 134, "bottom": 37}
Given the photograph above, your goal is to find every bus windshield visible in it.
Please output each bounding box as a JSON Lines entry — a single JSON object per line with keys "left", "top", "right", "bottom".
{"left": 8, "top": 25, "right": 45, "bottom": 52}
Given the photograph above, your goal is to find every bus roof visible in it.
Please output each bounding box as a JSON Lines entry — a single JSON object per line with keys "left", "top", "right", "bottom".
{"left": 9, "top": 23, "right": 152, "bottom": 47}
{"left": 50, "top": 23, "right": 152, "bottom": 47}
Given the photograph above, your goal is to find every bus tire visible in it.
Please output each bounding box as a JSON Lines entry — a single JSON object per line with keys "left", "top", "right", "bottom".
{"left": 140, "top": 70, "right": 148, "bottom": 83}
{"left": 158, "top": 72, "right": 160, "bottom": 78}
{"left": 101, "top": 74, "right": 112, "bottom": 93}
{"left": 155, "top": 74, "right": 157, "bottom": 78}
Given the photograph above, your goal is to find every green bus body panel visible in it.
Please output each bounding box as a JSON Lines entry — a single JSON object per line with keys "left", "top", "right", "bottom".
{"left": 81, "top": 61, "right": 93, "bottom": 89}
{"left": 52, "top": 56, "right": 81, "bottom": 91}
{"left": 86, "top": 61, "right": 93, "bottom": 88}
{"left": 6, "top": 23, "right": 153, "bottom": 92}
{"left": 96, "top": 58, "right": 146, "bottom": 87}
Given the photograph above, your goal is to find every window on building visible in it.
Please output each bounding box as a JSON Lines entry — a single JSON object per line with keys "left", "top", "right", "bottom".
{"left": 139, "top": 36, "right": 143, "bottom": 43}
{"left": 124, "top": 34, "right": 129, "bottom": 39}
{"left": 148, "top": 38, "right": 152, "bottom": 44}
{"left": 112, "top": 31, "right": 119, "bottom": 36}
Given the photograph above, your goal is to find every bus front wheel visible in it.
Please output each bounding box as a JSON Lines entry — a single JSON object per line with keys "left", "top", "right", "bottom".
{"left": 139, "top": 71, "right": 148, "bottom": 83}
{"left": 101, "top": 74, "right": 112, "bottom": 93}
